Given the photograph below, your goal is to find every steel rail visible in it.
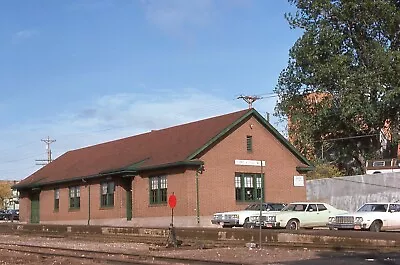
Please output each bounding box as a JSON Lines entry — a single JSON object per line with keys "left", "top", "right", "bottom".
{"left": 0, "top": 242, "right": 243, "bottom": 265}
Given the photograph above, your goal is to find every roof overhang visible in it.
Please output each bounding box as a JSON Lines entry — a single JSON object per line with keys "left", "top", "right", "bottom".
{"left": 13, "top": 160, "right": 204, "bottom": 190}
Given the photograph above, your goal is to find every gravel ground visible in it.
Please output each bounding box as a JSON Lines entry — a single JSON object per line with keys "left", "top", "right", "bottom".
{"left": 0, "top": 234, "right": 325, "bottom": 265}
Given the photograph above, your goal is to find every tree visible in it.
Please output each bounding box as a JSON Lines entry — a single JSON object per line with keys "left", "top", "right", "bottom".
{"left": 306, "top": 162, "right": 344, "bottom": 180}
{"left": 0, "top": 182, "right": 12, "bottom": 209}
{"left": 275, "top": 0, "right": 400, "bottom": 175}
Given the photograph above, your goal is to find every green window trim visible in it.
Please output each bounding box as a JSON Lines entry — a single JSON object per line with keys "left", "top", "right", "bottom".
{"left": 69, "top": 186, "right": 81, "bottom": 209}
{"left": 235, "top": 173, "right": 264, "bottom": 202}
{"left": 54, "top": 188, "right": 60, "bottom": 211}
{"left": 149, "top": 175, "right": 167, "bottom": 205}
{"left": 100, "top": 181, "right": 115, "bottom": 208}
{"left": 246, "top": 135, "right": 253, "bottom": 152}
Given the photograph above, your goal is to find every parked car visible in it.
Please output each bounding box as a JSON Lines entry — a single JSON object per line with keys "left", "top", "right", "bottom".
{"left": 0, "top": 210, "right": 6, "bottom": 220}
{"left": 211, "top": 202, "right": 286, "bottom": 228}
{"left": 0, "top": 209, "right": 19, "bottom": 221}
{"left": 248, "top": 202, "right": 347, "bottom": 230}
{"left": 328, "top": 202, "right": 400, "bottom": 232}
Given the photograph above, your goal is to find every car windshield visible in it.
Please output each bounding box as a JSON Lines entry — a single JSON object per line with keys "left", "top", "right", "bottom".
{"left": 282, "top": 203, "right": 307, "bottom": 212}
{"left": 244, "top": 203, "right": 285, "bottom": 211}
{"left": 357, "top": 203, "right": 388, "bottom": 212}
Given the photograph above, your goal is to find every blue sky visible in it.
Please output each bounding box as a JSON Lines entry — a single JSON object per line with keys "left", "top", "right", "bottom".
{"left": 0, "top": 0, "right": 302, "bottom": 180}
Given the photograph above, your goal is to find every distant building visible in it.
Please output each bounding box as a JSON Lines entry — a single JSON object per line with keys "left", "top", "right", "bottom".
{"left": 14, "top": 109, "right": 313, "bottom": 227}
{"left": 0, "top": 180, "right": 19, "bottom": 210}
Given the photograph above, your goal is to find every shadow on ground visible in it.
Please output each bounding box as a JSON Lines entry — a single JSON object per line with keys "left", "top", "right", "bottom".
{"left": 277, "top": 250, "right": 399, "bottom": 265}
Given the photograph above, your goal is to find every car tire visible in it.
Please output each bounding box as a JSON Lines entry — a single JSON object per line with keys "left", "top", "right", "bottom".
{"left": 286, "top": 219, "right": 300, "bottom": 230}
{"left": 243, "top": 218, "right": 250, "bottom": 229}
{"left": 369, "top": 220, "right": 382, "bottom": 232}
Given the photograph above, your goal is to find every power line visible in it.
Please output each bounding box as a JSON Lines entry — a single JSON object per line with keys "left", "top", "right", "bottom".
{"left": 1, "top": 153, "right": 47, "bottom": 164}
{"left": 314, "top": 133, "right": 380, "bottom": 143}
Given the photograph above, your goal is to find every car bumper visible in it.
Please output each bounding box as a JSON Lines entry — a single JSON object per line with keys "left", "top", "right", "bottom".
{"left": 211, "top": 219, "right": 239, "bottom": 226}
{"left": 262, "top": 222, "right": 282, "bottom": 228}
{"left": 327, "top": 223, "right": 366, "bottom": 230}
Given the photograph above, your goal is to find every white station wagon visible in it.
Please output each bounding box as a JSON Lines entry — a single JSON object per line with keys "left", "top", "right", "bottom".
{"left": 328, "top": 202, "right": 400, "bottom": 232}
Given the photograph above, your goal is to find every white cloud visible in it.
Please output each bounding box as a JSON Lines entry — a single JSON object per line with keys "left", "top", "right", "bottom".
{"left": 12, "top": 30, "right": 38, "bottom": 43}
{"left": 0, "top": 88, "right": 282, "bottom": 181}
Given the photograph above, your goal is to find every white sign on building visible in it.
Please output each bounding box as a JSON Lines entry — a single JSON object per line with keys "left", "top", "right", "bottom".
{"left": 293, "top": 175, "right": 305, "bottom": 187}
{"left": 235, "top": 160, "right": 266, "bottom": 167}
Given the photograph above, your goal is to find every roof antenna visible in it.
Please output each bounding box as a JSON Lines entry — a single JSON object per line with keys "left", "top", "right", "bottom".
{"left": 237, "top": 95, "right": 263, "bottom": 109}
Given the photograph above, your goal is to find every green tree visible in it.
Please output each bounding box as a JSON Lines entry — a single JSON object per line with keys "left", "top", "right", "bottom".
{"left": 306, "top": 162, "right": 344, "bottom": 180}
{"left": 0, "top": 182, "right": 12, "bottom": 209}
{"left": 275, "top": 0, "right": 400, "bottom": 175}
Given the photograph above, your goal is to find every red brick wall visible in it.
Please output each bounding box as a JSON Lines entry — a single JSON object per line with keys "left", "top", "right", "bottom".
{"left": 18, "top": 191, "right": 30, "bottom": 223}
{"left": 132, "top": 168, "right": 192, "bottom": 218}
{"left": 32, "top": 178, "right": 129, "bottom": 223}
{"left": 196, "top": 116, "right": 306, "bottom": 216}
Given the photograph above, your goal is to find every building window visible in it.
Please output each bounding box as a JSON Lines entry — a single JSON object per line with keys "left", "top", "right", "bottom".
{"left": 246, "top": 136, "right": 253, "bottom": 152}
{"left": 150, "top": 176, "right": 167, "bottom": 204}
{"left": 235, "top": 173, "right": 263, "bottom": 202}
{"left": 69, "top": 186, "right": 80, "bottom": 209}
{"left": 101, "top": 181, "right": 115, "bottom": 207}
{"left": 54, "top": 189, "right": 60, "bottom": 211}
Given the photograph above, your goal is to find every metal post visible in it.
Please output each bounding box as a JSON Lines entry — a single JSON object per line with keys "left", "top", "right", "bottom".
{"left": 259, "top": 160, "right": 263, "bottom": 249}
{"left": 87, "top": 185, "right": 91, "bottom": 225}
{"left": 196, "top": 170, "right": 200, "bottom": 224}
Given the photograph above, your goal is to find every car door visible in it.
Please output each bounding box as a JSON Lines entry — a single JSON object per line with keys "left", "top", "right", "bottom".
{"left": 303, "top": 204, "right": 319, "bottom": 227}
{"left": 388, "top": 204, "right": 400, "bottom": 229}
{"left": 316, "top": 204, "right": 331, "bottom": 227}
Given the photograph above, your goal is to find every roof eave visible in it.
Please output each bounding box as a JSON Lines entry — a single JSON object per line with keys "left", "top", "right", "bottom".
{"left": 296, "top": 166, "right": 315, "bottom": 173}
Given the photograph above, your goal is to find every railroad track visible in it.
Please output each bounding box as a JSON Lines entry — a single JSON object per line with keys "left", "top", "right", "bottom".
{"left": 0, "top": 242, "right": 243, "bottom": 265}
{"left": 2, "top": 229, "right": 399, "bottom": 252}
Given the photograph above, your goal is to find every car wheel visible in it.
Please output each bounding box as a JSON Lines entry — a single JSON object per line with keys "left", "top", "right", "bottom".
{"left": 243, "top": 218, "right": 250, "bottom": 229}
{"left": 369, "top": 220, "right": 382, "bottom": 232}
{"left": 286, "top": 219, "right": 300, "bottom": 230}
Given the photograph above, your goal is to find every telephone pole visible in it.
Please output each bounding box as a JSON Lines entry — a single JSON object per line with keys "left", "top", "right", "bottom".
{"left": 237, "top": 95, "right": 263, "bottom": 109}
{"left": 35, "top": 136, "right": 56, "bottom": 166}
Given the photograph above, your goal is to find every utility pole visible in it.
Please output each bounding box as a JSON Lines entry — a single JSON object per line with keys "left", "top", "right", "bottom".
{"left": 237, "top": 95, "right": 263, "bottom": 109}
{"left": 35, "top": 136, "right": 56, "bottom": 166}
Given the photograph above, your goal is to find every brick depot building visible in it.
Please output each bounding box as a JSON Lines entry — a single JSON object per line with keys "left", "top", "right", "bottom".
{"left": 14, "top": 109, "right": 313, "bottom": 227}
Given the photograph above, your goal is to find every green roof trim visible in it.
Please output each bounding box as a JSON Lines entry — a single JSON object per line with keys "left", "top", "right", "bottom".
{"left": 187, "top": 108, "right": 313, "bottom": 167}
{"left": 296, "top": 166, "right": 315, "bottom": 173}
{"left": 111, "top": 160, "right": 204, "bottom": 174}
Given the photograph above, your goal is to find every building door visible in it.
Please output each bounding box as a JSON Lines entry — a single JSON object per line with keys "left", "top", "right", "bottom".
{"left": 30, "top": 193, "right": 40, "bottom": 224}
{"left": 124, "top": 179, "right": 132, "bottom": 221}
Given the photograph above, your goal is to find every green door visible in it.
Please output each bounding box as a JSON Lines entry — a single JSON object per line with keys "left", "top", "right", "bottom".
{"left": 30, "top": 193, "right": 40, "bottom": 224}
{"left": 125, "top": 179, "right": 132, "bottom": 221}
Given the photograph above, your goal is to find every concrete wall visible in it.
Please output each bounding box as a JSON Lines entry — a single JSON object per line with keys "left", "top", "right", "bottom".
{"left": 306, "top": 173, "right": 400, "bottom": 212}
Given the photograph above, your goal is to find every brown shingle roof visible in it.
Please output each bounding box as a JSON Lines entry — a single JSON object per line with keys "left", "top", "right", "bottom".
{"left": 16, "top": 109, "right": 252, "bottom": 188}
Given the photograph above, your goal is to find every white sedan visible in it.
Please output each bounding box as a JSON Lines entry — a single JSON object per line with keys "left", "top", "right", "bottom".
{"left": 249, "top": 202, "right": 347, "bottom": 230}
{"left": 211, "top": 202, "right": 286, "bottom": 228}
{"left": 328, "top": 202, "right": 400, "bottom": 232}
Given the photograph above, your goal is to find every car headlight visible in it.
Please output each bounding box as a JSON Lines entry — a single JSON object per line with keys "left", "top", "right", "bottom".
{"left": 229, "top": 214, "right": 239, "bottom": 219}
{"left": 328, "top": 217, "right": 336, "bottom": 223}
{"left": 355, "top": 217, "right": 363, "bottom": 223}
{"left": 267, "top": 216, "right": 276, "bottom": 222}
